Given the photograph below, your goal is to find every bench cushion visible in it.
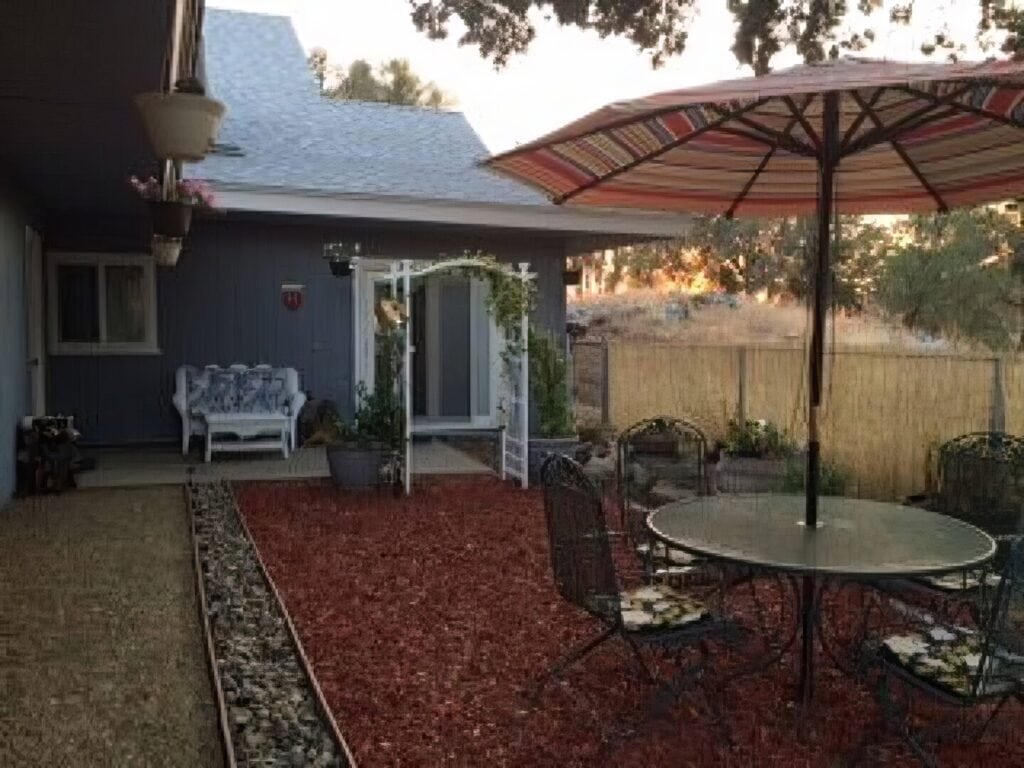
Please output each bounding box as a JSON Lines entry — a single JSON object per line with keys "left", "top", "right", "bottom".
{"left": 188, "top": 367, "right": 291, "bottom": 416}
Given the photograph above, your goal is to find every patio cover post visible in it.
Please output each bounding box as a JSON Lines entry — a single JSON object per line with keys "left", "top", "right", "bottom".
{"left": 402, "top": 259, "right": 413, "bottom": 495}
{"left": 806, "top": 90, "right": 840, "bottom": 529}
{"left": 519, "top": 262, "right": 530, "bottom": 489}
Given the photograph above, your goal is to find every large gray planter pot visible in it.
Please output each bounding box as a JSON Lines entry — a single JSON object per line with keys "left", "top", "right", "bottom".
{"left": 528, "top": 436, "right": 580, "bottom": 485}
{"left": 714, "top": 454, "right": 789, "bottom": 493}
{"left": 327, "top": 443, "right": 389, "bottom": 489}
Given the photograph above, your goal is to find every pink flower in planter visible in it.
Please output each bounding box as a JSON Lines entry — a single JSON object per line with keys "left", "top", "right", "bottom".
{"left": 128, "top": 175, "right": 162, "bottom": 200}
{"left": 177, "top": 178, "right": 216, "bottom": 208}
{"left": 128, "top": 175, "right": 216, "bottom": 207}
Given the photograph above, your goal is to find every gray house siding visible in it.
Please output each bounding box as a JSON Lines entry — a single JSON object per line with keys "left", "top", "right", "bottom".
{"left": 47, "top": 216, "right": 567, "bottom": 445}
{"left": 0, "top": 178, "right": 29, "bottom": 503}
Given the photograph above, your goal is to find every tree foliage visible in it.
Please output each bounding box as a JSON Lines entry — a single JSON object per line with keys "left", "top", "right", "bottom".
{"left": 876, "top": 209, "right": 1024, "bottom": 351}
{"left": 616, "top": 214, "right": 888, "bottom": 310}
{"left": 307, "top": 47, "right": 329, "bottom": 92}
{"left": 409, "top": 1, "right": 1023, "bottom": 73}
{"left": 308, "top": 51, "right": 454, "bottom": 107}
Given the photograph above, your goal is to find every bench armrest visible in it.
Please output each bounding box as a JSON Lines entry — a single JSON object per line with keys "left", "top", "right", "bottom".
{"left": 288, "top": 390, "right": 307, "bottom": 418}
{"left": 172, "top": 391, "right": 188, "bottom": 418}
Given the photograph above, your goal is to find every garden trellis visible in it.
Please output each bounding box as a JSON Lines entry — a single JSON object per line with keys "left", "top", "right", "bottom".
{"left": 366, "top": 257, "right": 534, "bottom": 494}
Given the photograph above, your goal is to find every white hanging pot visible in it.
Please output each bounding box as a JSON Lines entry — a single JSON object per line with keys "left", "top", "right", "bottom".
{"left": 135, "top": 91, "right": 226, "bottom": 162}
{"left": 152, "top": 235, "right": 184, "bottom": 268}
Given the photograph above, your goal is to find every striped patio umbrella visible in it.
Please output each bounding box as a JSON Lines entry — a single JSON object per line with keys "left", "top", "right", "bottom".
{"left": 485, "top": 57, "right": 1024, "bottom": 526}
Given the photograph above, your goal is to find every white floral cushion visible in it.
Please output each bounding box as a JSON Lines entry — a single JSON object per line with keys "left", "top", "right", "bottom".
{"left": 619, "top": 585, "right": 708, "bottom": 632}
{"left": 636, "top": 540, "right": 696, "bottom": 566}
{"left": 882, "top": 625, "right": 1024, "bottom": 697}
{"left": 918, "top": 570, "right": 1001, "bottom": 592}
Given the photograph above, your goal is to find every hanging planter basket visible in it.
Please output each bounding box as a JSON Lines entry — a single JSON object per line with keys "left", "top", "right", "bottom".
{"left": 149, "top": 200, "right": 193, "bottom": 238}
{"left": 328, "top": 258, "right": 353, "bottom": 277}
{"left": 152, "top": 235, "right": 184, "bottom": 268}
{"left": 134, "top": 91, "right": 226, "bottom": 162}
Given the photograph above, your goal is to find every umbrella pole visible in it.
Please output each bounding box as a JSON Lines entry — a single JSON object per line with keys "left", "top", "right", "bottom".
{"left": 807, "top": 91, "right": 840, "bottom": 529}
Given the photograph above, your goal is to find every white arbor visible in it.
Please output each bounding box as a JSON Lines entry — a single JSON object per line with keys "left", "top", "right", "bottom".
{"left": 365, "top": 257, "right": 534, "bottom": 494}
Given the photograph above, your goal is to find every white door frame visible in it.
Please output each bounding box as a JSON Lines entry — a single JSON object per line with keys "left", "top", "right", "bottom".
{"left": 23, "top": 226, "right": 45, "bottom": 415}
{"left": 352, "top": 260, "right": 500, "bottom": 429}
{"left": 351, "top": 257, "right": 393, "bottom": 408}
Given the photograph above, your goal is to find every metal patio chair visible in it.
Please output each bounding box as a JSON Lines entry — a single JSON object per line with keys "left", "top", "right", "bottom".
{"left": 880, "top": 433, "right": 1024, "bottom": 625}
{"left": 533, "top": 454, "right": 736, "bottom": 704}
{"left": 870, "top": 536, "right": 1024, "bottom": 767}
{"left": 616, "top": 417, "right": 710, "bottom": 583}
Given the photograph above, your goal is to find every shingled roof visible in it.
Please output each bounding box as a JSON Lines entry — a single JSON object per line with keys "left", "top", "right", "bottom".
{"left": 195, "top": 9, "right": 545, "bottom": 206}
{"left": 191, "top": 9, "right": 688, "bottom": 237}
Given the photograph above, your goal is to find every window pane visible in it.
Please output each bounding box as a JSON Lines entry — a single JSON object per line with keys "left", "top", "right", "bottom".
{"left": 57, "top": 264, "right": 99, "bottom": 342}
{"left": 105, "top": 265, "right": 146, "bottom": 343}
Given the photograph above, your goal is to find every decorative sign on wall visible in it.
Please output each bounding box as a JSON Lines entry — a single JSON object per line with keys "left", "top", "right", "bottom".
{"left": 281, "top": 283, "right": 304, "bottom": 311}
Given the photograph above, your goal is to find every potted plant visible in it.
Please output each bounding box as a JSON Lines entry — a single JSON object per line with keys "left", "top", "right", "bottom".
{"left": 150, "top": 235, "right": 184, "bottom": 268}
{"left": 527, "top": 329, "right": 579, "bottom": 484}
{"left": 715, "top": 418, "right": 797, "bottom": 493}
{"left": 325, "top": 330, "right": 404, "bottom": 488}
{"left": 134, "top": 78, "right": 226, "bottom": 162}
{"left": 324, "top": 239, "right": 363, "bottom": 277}
{"left": 130, "top": 175, "right": 216, "bottom": 245}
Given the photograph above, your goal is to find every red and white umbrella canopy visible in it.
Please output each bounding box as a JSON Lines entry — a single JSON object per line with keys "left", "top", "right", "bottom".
{"left": 486, "top": 58, "right": 1024, "bottom": 217}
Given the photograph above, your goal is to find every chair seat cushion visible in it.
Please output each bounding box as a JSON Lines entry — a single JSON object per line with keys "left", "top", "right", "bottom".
{"left": 636, "top": 540, "right": 696, "bottom": 566}
{"left": 619, "top": 584, "right": 708, "bottom": 633}
{"left": 916, "top": 570, "right": 1001, "bottom": 592}
{"left": 881, "top": 624, "right": 1024, "bottom": 698}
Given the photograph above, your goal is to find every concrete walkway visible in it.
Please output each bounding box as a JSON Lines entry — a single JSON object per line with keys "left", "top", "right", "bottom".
{"left": 0, "top": 488, "right": 222, "bottom": 767}
{"left": 77, "top": 441, "right": 492, "bottom": 489}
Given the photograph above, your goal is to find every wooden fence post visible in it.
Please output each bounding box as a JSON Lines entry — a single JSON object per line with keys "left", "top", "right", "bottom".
{"left": 990, "top": 357, "right": 1006, "bottom": 433}
{"left": 737, "top": 346, "right": 748, "bottom": 424}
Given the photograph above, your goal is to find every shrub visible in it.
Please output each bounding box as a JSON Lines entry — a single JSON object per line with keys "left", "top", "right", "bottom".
{"left": 781, "top": 456, "right": 850, "bottom": 496}
{"left": 723, "top": 418, "right": 795, "bottom": 459}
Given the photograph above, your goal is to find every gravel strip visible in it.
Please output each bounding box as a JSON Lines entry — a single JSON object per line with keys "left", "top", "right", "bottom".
{"left": 189, "top": 481, "right": 347, "bottom": 768}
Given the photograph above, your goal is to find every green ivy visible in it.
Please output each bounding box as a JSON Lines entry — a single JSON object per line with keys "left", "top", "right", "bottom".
{"left": 529, "top": 329, "right": 574, "bottom": 438}
{"left": 447, "top": 252, "right": 536, "bottom": 343}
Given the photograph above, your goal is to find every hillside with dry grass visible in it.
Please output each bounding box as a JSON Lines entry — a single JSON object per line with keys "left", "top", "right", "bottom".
{"left": 570, "top": 290, "right": 962, "bottom": 352}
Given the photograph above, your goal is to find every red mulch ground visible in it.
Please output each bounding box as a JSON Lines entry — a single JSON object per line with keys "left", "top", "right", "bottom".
{"left": 236, "top": 478, "right": 1024, "bottom": 767}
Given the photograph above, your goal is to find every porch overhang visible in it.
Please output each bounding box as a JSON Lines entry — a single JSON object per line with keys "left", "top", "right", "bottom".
{"left": 209, "top": 184, "right": 692, "bottom": 239}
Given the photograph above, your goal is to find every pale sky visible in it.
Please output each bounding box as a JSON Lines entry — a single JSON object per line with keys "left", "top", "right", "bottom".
{"left": 208, "top": 0, "right": 1000, "bottom": 153}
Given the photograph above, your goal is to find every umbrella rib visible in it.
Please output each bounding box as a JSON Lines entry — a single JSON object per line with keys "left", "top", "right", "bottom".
{"left": 554, "top": 97, "right": 773, "bottom": 204}
{"left": 715, "top": 124, "right": 789, "bottom": 149}
{"left": 840, "top": 88, "right": 884, "bottom": 149}
{"left": 725, "top": 146, "right": 777, "bottom": 219}
{"left": 724, "top": 102, "right": 807, "bottom": 218}
{"left": 844, "top": 82, "right": 989, "bottom": 155}
{"left": 707, "top": 105, "right": 818, "bottom": 157}
{"left": 782, "top": 95, "right": 820, "bottom": 151}
{"left": 850, "top": 90, "right": 949, "bottom": 212}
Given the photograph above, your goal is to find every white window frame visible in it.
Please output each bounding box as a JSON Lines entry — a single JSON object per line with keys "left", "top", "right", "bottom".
{"left": 47, "top": 251, "right": 160, "bottom": 356}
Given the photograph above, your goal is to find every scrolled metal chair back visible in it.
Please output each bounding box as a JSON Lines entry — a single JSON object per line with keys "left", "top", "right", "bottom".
{"left": 617, "top": 416, "right": 708, "bottom": 541}
{"left": 986, "top": 536, "right": 1024, "bottom": 654}
{"left": 936, "top": 432, "right": 1024, "bottom": 539}
{"left": 541, "top": 454, "right": 620, "bottom": 623}
{"left": 973, "top": 536, "right": 1024, "bottom": 696}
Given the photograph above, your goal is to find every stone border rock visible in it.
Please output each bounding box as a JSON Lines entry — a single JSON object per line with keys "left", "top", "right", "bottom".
{"left": 188, "top": 480, "right": 356, "bottom": 768}
{"left": 186, "top": 484, "right": 238, "bottom": 768}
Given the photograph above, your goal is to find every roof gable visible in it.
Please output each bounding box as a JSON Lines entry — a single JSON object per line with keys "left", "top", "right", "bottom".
{"left": 192, "top": 9, "right": 545, "bottom": 206}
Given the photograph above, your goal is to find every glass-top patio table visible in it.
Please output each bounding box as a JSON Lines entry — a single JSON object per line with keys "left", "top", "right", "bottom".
{"left": 647, "top": 494, "right": 997, "bottom": 712}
